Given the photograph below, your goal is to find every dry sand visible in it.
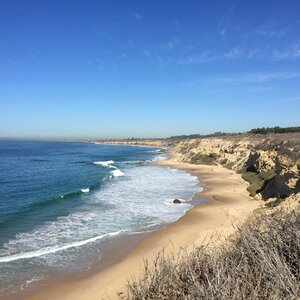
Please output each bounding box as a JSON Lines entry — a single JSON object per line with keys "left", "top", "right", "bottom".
{"left": 24, "top": 152, "right": 260, "bottom": 300}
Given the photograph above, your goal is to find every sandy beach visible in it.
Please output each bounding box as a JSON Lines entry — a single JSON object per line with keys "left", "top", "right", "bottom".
{"left": 22, "top": 151, "right": 260, "bottom": 300}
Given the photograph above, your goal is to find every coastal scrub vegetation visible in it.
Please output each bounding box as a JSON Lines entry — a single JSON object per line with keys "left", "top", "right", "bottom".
{"left": 190, "top": 153, "right": 218, "bottom": 165}
{"left": 125, "top": 208, "right": 300, "bottom": 300}
{"left": 220, "top": 159, "right": 235, "bottom": 169}
{"left": 224, "top": 161, "right": 235, "bottom": 169}
{"left": 241, "top": 169, "right": 276, "bottom": 197}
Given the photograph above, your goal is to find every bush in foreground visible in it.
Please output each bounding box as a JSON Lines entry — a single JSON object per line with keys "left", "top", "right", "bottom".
{"left": 125, "top": 209, "right": 300, "bottom": 300}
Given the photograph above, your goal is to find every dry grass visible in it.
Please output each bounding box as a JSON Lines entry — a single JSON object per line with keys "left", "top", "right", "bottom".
{"left": 125, "top": 209, "right": 300, "bottom": 300}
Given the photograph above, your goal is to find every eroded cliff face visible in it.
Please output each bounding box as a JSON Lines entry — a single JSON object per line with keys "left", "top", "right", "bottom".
{"left": 174, "top": 134, "right": 300, "bottom": 201}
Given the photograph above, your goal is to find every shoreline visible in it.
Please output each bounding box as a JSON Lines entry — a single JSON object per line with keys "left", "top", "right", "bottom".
{"left": 13, "top": 150, "right": 260, "bottom": 300}
{"left": 92, "top": 141, "right": 169, "bottom": 149}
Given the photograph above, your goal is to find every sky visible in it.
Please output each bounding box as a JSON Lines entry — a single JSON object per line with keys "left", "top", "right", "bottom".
{"left": 0, "top": 0, "right": 300, "bottom": 139}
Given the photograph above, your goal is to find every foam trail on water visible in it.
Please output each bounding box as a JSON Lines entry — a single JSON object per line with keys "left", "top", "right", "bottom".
{"left": 0, "top": 230, "right": 124, "bottom": 263}
{"left": 94, "top": 160, "right": 114, "bottom": 167}
{"left": 81, "top": 188, "right": 89, "bottom": 193}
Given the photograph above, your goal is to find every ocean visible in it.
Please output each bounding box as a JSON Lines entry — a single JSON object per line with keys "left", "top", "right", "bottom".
{"left": 0, "top": 141, "right": 201, "bottom": 295}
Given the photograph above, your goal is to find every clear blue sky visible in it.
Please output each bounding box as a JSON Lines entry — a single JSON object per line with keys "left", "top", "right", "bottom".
{"left": 0, "top": 0, "right": 299, "bottom": 139}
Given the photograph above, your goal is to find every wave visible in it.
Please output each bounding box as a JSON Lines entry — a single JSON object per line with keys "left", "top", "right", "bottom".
{"left": 61, "top": 185, "right": 96, "bottom": 198}
{"left": 94, "top": 160, "right": 124, "bottom": 177}
{"left": 94, "top": 160, "right": 114, "bottom": 167}
{"left": 0, "top": 158, "right": 127, "bottom": 229}
{"left": 110, "top": 169, "right": 124, "bottom": 177}
{"left": 0, "top": 184, "right": 102, "bottom": 230}
{"left": 0, "top": 230, "right": 125, "bottom": 263}
{"left": 152, "top": 153, "right": 167, "bottom": 161}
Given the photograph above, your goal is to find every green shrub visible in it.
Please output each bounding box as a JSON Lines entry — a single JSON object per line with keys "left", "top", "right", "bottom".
{"left": 220, "top": 158, "right": 228, "bottom": 165}
{"left": 241, "top": 168, "right": 276, "bottom": 196}
{"left": 224, "top": 162, "right": 235, "bottom": 169}
{"left": 241, "top": 171, "right": 259, "bottom": 184}
{"left": 209, "top": 152, "right": 218, "bottom": 159}
{"left": 190, "top": 153, "right": 218, "bottom": 165}
{"left": 258, "top": 168, "right": 276, "bottom": 181}
{"left": 237, "top": 167, "right": 247, "bottom": 174}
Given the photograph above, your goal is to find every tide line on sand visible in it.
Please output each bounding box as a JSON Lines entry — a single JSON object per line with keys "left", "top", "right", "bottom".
{"left": 24, "top": 155, "right": 260, "bottom": 300}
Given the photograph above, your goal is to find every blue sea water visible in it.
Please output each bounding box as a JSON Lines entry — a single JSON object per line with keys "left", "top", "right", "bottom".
{"left": 0, "top": 141, "right": 201, "bottom": 295}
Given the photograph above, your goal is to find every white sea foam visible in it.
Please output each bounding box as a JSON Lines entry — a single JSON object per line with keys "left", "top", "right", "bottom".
{"left": 152, "top": 153, "right": 167, "bottom": 161}
{"left": 163, "top": 198, "right": 189, "bottom": 205}
{"left": 0, "top": 164, "right": 202, "bottom": 292}
{"left": 20, "top": 275, "right": 45, "bottom": 290}
{"left": 94, "top": 160, "right": 114, "bottom": 167}
{"left": 96, "top": 162, "right": 125, "bottom": 177}
{"left": 0, "top": 230, "right": 124, "bottom": 263}
{"left": 81, "top": 188, "right": 89, "bottom": 193}
{"left": 110, "top": 169, "right": 124, "bottom": 177}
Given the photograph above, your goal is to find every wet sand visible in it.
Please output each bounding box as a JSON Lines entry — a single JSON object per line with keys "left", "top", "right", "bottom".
{"left": 23, "top": 151, "right": 260, "bottom": 300}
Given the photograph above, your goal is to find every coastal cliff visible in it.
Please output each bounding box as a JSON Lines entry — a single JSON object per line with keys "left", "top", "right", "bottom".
{"left": 95, "top": 133, "right": 299, "bottom": 204}
{"left": 126, "top": 134, "right": 300, "bottom": 300}
{"left": 173, "top": 133, "right": 300, "bottom": 203}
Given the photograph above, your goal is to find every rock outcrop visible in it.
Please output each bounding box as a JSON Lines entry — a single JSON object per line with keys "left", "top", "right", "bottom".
{"left": 173, "top": 199, "right": 182, "bottom": 204}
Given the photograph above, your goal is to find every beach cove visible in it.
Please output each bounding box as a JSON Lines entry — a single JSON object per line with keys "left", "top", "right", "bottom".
{"left": 23, "top": 150, "right": 260, "bottom": 300}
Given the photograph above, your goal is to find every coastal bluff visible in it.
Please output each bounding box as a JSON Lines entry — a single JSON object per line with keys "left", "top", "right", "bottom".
{"left": 96, "top": 133, "right": 300, "bottom": 205}
{"left": 173, "top": 133, "right": 300, "bottom": 204}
